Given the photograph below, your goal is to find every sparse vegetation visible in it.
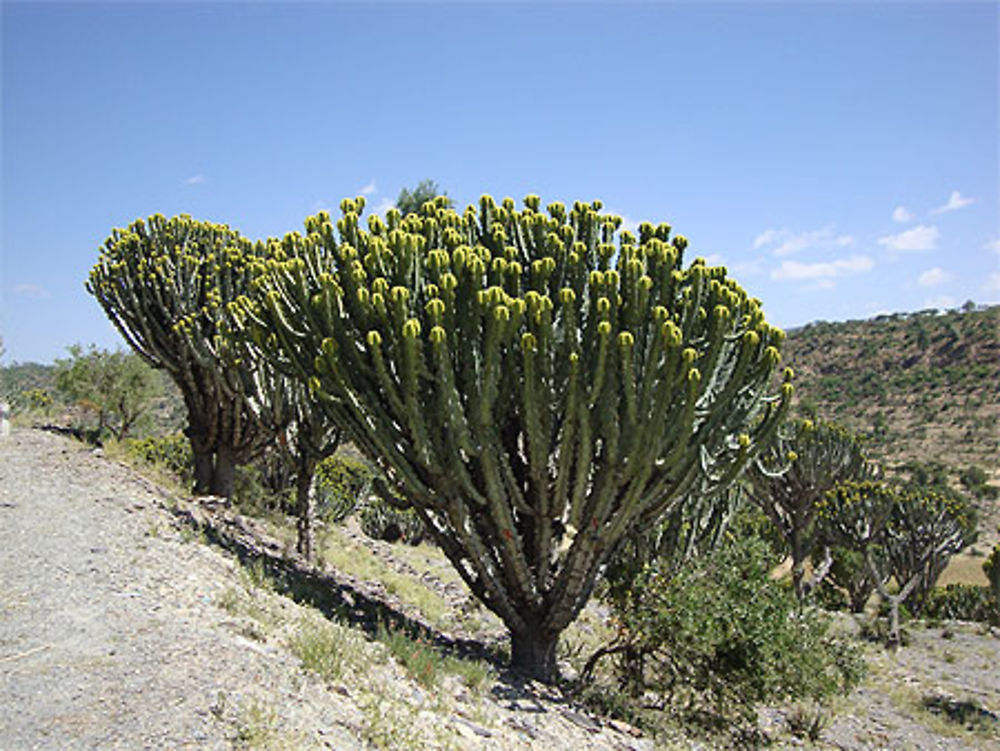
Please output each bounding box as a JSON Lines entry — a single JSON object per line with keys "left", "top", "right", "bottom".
{"left": 783, "top": 306, "right": 999, "bottom": 470}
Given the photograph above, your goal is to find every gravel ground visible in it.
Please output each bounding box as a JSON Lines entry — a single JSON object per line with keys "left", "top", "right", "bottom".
{"left": 0, "top": 428, "right": 657, "bottom": 750}
{"left": 1, "top": 426, "right": 998, "bottom": 751}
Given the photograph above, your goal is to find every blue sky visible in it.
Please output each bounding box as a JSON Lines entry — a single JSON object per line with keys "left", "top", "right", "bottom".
{"left": 2, "top": 1, "right": 997, "bottom": 364}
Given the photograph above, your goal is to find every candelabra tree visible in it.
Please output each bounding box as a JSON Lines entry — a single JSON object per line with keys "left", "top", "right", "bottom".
{"left": 884, "top": 487, "right": 977, "bottom": 616}
{"left": 819, "top": 481, "right": 976, "bottom": 647}
{"left": 745, "top": 420, "right": 875, "bottom": 602}
{"left": 87, "top": 215, "right": 275, "bottom": 496}
{"left": 234, "top": 194, "right": 792, "bottom": 681}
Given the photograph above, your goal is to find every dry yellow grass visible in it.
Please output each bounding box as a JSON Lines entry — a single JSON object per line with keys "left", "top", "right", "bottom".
{"left": 937, "top": 553, "right": 989, "bottom": 587}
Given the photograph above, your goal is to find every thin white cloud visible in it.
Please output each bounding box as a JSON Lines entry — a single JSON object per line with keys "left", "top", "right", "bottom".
{"left": 183, "top": 174, "right": 206, "bottom": 185}
{"left": 931, "top": 190, "right": 975, "bottom": 215}
{"left": 619, "top": 215, "right": 640, "bottom": 237}
{"left": 892, "top": 205, "right": 914, "bottom": 223}
{"left": 877, "top": 225, "right": 939, "bottom": 252}
{"left": 14, "top": 283, "right": 50, "bottom": 299}
{"left": 985, "top": 273, "right": 1000, "bottom": 294}
{"left": 370, "top": 197, "right": 395, "bottom": 217}
{"left": 771, "top": 255, "right": 874, "bottom": 282}
{"left": 917, "top": 267, "right": 951, "bottom": 287}
{"left": 753, "top": 229, "right": 781, "bottom": 250}
{"left": 360, "top": 180, "right": 378, "bottom": 196}
{"left": 985, "top": 239, "right": 1000, "bottom": 255}
{"left": 924, "top": 295, "right": 955, "bottom": 310}
{"left": 753, "top": 226, "right": 853, "bottom": 257}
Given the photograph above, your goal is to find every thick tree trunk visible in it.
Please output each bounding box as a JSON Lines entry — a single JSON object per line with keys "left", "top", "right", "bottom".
{"left": 185, "top": 421, "right": 214, "bottom": 495}
{"left": 211, "top": 445, "right": 236, "bottom": 498}
{"left": 193, "top": 448, "right": 213, "bottom": 495}
{"left": 510, "top": 629, "right": 560, "bottom": 683}
{"left": 295, "top": 460, "right": 317, "bottom": 562}
{"left": 791, "top": 526, "right": 807, "bottom": 602}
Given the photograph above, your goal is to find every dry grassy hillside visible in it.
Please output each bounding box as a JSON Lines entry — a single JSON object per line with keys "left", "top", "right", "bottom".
{"left": 781, "top": 303, "right": 999, "bottom": 544}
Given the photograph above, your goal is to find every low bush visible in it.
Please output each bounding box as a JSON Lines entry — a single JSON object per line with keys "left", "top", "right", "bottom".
{"left": 590, "top": 535, "right": 865, "bottom": 730}
{"left": 923, "top": 584, "right": 1000, "bottom": 626}
{"left": 359, "top": 495, "right": 425, "bottom": 544}
{"left": 985, "top": 541, "right": 1000, "bottom": 604}
{"left": 119, "top": 433, "right": 193, "bottom": 486}
{"left": 314, "top": 453, "right": 374, "bottom": 524}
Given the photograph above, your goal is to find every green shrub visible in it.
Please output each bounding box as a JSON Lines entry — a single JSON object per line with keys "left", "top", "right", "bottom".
{"left": 825, "top": 546, "right": 876, "bottom": 613}
{"left": 22, "top": 387, "right": 54, "bottom": 412}
{"left": 359, "top": 496, "right": 425, "bottom": 544}
{"left": 120, "top": 433, "right": 193, "bottom": 486}
{"left": 983, "top": 542, "right": 999, "bottom": 604}
{"left": 314, "top": 453, "right": 374, "bottom": 524}
{"left": 923, "top": 584, "right": 999, "bottom": 625}
{"left": 597, "top": 535, "right": 865, "bottom": 729}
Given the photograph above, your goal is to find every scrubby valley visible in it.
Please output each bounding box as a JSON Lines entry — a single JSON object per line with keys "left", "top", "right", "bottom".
{"left": 3, "top": 302, "right": 998, "bottom": 750}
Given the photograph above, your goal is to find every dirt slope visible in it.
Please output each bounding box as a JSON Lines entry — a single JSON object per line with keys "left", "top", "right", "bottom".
{"left": 1, "top": 427, "right": 998, "bottom": 750}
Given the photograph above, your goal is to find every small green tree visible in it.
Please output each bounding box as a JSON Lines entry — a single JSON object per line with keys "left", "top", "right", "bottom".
{"left": 239, "top": 194, "right": 792, "bottom": 681}
{"left": 395, "top": 179, "right": 453, "bottom": 216}
{"left": 54, "top": 344, "right": 161, "bottom": 440}
{"left": 745, "top": 420, "right": 875, "bottom": 602}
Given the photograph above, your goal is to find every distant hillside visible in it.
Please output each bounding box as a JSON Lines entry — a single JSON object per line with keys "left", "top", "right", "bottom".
{"left": 780, "top": 303, "right": 999, "bottom": 482}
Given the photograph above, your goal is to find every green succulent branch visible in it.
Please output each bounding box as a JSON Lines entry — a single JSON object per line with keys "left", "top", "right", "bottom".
{"left": 237, "top": 194, "right": 791, "bottom": 681}
{"left": 87, "top": 215, "right": 272, "bottom": 496}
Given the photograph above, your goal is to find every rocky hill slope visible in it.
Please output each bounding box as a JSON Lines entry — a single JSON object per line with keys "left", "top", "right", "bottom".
{"left": 780, "top": 304, "right": 998, "bottom": 472}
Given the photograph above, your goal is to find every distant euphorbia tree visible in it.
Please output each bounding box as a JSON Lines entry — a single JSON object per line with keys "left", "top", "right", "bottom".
{"left": 395, "top": 179, "right": 453, "bottom": 216}
{"left": 745, "top": 419, "right": 875, "bottom": 602}
{"left": 820, "top": 480, "right": 976, "bottom": 647}
{"left": 237, "top": 194, "right": 792, "bottom": 681}
{"left": 87, "top": 215, "right": 273, "bottom": 496}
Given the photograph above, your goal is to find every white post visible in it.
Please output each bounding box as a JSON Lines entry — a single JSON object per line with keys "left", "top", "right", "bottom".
{"left": 0, "top": 402, "right": 10, "bottom": 438}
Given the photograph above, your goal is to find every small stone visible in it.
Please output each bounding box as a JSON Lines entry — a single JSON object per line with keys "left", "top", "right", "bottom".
{"left": 452, "top": 716, "right": 493, "bottom": 738}
{"left": 505, "top": 717, "right": 540, "bottom": 740}
{"left": 609, "top": 718, "right": 643, "bottom": 737}
{"left": 561, "top": 708, "right": 601, "bottom": 733}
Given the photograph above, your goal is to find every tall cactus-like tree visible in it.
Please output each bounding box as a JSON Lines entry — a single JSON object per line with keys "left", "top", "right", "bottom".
{"left": 884, "top": 487, "right": 977, "bottom": 615}
{"left": 87, "top": 215, "right": 275, "bottom": 496}
{"left": 236, "top": 194, "right": 792, "bottom": 681}
{"left": 746, "top": 420, "right": 875, "bottom": 602}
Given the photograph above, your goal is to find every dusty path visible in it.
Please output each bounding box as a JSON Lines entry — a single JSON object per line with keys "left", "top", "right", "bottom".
{"left": 0, "top": 428, "right": 362, "bottom": 750}
{"left": 0, "top": 428, "right": 657, "bottom": 751}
